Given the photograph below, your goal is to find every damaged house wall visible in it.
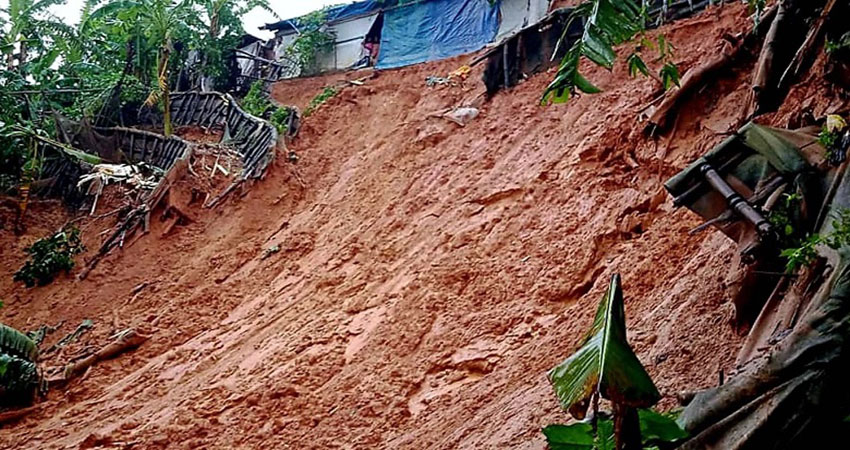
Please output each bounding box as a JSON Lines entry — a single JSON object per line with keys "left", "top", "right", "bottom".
{"left": 495, "top": 0, "right": 550, "bottom": 41}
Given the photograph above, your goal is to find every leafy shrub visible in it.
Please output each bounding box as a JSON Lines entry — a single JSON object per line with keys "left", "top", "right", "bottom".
{"left": 0, "top": 323, "right": 40, "bottom": 407}
{"left": 286, "top": 9, "right": 334, "bottom": 72}
{"left": 14, "top": 226, "right": 85, "bottom": 287}
{"left": 781, "top": 209, "right": 850, "bottom": 273}
{"left": 269, "top": 107, "right": 292, "bottom": 134}
{"left": 241, "top": 80, "right": 293, "bottom": 134}
{"left": 241, "top": 80, "right": 272, "bottom": 118}
{"left": 543, "top": 409, "right": 688, "bottom": 450}
{"left": 0, "top": 353, "right": 39, "bottom": 406}
{"left": 304, "top": 86, "right": 338, "bottom": 117}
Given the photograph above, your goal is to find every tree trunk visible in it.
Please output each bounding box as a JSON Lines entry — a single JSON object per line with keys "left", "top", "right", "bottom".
{"left": 613, "top": 404, "right": 642, "bottom": 450}
{"left": 158, "top": 46, "right": 173, "bottom": 136}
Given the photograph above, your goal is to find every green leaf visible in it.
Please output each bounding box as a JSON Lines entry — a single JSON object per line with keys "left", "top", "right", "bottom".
{"left": 60, "top": 146, "right": 102, "bottom": 165}
{"left": 626, "top": 53, "right": 649, "bottom": 78}
{"left": 574, "top": 72, "right": 602, "bottom": 94}
{"left": 548, "top": 274, "right": 660, "bottom": 418}
{"left": 543, "top": 0, "right": 645, "bottom": 103}
{"left": 660, "top": 62, "right": 680, "bottom": 90}
{"left": 0, "top": 323, "right": 39, "bottom": 362}
{"left": 638, "top": 409, "right": 688, "bottom": 444}
{"left": 0, "top": 354, "right": 11, "bottom": 377}
{"left": 542, "top": 423, "right": 595, "bottom": 450}
{"left": 596, "top": 419, "right": 615, "bottom": 450}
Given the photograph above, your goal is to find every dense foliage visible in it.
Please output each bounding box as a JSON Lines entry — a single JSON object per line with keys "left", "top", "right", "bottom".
{"left": 284, "top": 9, "right": 334, "bottom": 74}
{"left": 14, "top": 225, "right": 85, "bottom": 287}
{"left": 0, "top": 0, "right": 268, "bottom": 190}
{"left": 0, "top": 323, "right": 40, "bottom": 406}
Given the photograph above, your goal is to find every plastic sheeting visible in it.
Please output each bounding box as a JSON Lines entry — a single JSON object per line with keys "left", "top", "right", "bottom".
{"left": 496, "top": 0, "right": 550, "bottom": 41}
{"left": 376, "top": 0, "right": 500, "bottom": 70}
{"left": 327, "top": 0, "right": 383, "bottom": 23}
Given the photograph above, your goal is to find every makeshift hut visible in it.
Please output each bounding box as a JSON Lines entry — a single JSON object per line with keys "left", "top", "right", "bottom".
{"left": 260, "top": 0, "right": 554, "bottom": 77}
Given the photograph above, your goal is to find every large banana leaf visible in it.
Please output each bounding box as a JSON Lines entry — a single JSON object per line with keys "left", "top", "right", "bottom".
{"left": 0, "top": 323, "right": 38, "bottom": 362}
{"left": 548, "top": 274, "right": 659, "bottom": 418}
{"left": 542, "top": 409, "right": 687, "bottom": 449}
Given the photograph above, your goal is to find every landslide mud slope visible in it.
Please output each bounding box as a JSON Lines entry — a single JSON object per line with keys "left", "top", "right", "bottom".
{"left": 1, "top": 4, "right": 828, "bottom": 448}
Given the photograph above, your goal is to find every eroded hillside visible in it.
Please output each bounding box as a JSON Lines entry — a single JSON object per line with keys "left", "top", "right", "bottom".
{"left": 0, "top": 3, "right": 835, "bottom": 448}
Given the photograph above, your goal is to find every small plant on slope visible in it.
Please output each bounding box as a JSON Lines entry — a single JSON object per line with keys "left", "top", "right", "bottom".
{"left": 781, "top": 209, "right": 850, "bottom": 274}
{"left": 241, "top": 80, "right": 294, "bottom": 134}
{"left": 304, "top": 86, "right": 338, "bottom": 117}
{"left": 269, "top": 107, "right": 292, "bottom": 135}
{"left": 14, "top": 225, "right": 85, "bottom": 287}
{"left": 544, "top": 274, "right": 687, "bottom": 449}
{"left": 241, "top": 80, "right": 272, "bottom": 117}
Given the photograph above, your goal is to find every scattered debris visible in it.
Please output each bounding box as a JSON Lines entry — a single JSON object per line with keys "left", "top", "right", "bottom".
{"left": 52, "top": 329, "right": 148, "bottom": 384}
{"left": 443, "top": 107, "right": 480, "bottom": 127}
{"left": 46, "top": 319, "right": 94, "bottom": 354}
{"left": 426, "top": 76, "right": 454, "bottom": 87}
{"left": 26, "top": 322, "right": 63, "bottom": 347}
{"left": 77, "top": 163, "right": 163, "bottom": 215}
{"left": 261, "top": 245, "right": 281, "bottom": 260}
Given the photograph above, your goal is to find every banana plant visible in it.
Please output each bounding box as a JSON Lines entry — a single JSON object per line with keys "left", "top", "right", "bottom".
{"left": 545, "top": 274, "right": 682, "bottom": 450}
{"left": 89, "top": 0, "right": 193, "bottom": 136}
{"left": 0, "top": 323, "right": 39, "bottom": 407}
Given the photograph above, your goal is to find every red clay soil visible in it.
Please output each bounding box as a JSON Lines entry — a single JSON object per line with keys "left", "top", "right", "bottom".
{"left": 0, "top": 4, "right": 839, "bottom": 448}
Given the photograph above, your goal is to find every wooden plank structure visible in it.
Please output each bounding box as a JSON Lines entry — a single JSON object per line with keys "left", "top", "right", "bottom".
{"left": 170, "top": 91, "right": 278, "bottom": 180}
{"left": 90, "top": 126, "right": 193, "bottom": 171}
{"left": 76, "top": 91, "right": 279, "bottom": 277}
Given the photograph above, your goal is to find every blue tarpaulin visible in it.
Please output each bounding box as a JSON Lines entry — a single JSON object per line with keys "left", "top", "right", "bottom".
{"left": 327, "top": 0, "right": 383, "bottom": 23}
{"left": 376, "top": 0, "right": 500, "bottom": 70}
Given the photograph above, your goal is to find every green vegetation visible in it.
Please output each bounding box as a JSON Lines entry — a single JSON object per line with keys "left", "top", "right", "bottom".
{"left": 241, "top": 80, "right": 272, "bottom": 117}
{"left": 269, "top": 106, "right": 291, "bottom": 134}
{"left": 14, "top": 226, "right": 85, "bottom": 287}
{"left": 543, "top": 0, "right": 680, "bottom": 104}
{"left": 544, "top": 274, "right": 687, "bottom": 449}
{"left": 0, "top": 323, "right": 40, "bottom": 406}
{"left": 747, "top": 0, "right": 767, "bottom": 24}
{"left": 240, "top": 80, "right": 293, "bottom": 134}
{"left": 304, "top": 86, "right": 338, "bottom": 117}
{"left": 781, "top": 209, "right": 850, "bottom": 273}
{"left": 285, "top": 9, "right": 334, "bottom": 73}
{"left": 0, "top": 0, "right": 265, "bottom": 194}
{"left": 767, "top": 192, "right": 804, "bottom": 248}
{"left": 195, "top": 0, "right": 275, "bottom": 89}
